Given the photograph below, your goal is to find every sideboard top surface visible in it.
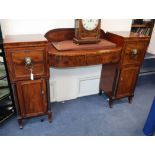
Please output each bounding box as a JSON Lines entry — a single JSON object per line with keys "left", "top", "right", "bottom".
{"left": 4, "top": 31, "right": 150, "bottom": 45}
{"left": 4, "top": 34, "right": 47, "bottom": 48}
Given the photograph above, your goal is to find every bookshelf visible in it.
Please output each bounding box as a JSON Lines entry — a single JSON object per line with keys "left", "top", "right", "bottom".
{"left": 131, "top": 19, "right": 154, "bottom": 36}
{"left": 131, "top": 20, "right": 155, "bottom": 77}
{"left": 0, "top": 52, "right": 14, "bottom": 124}
{"left": 0, "top": 25, "right": 15, "bottom": 124}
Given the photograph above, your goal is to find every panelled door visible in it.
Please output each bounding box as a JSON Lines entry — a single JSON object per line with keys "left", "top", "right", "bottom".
{"left": 16, "top": 79, "right": 47, "bottom": 118}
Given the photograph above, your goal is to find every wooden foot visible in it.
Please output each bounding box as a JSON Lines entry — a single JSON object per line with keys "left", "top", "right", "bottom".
{"left": 18, "top": 119, "right": 23, "bottom": 129}
{"left": 99, "top": 89, "right": 102, "bottom": 95}
{"left": 48, "top": 112, "right": 52, "bottom": 123}
{"left": 128, "top": 96, "right": 133, "bottom": 104}
{"left": 108, "top": 99, "right": 113, "bottom": 108}
{"left": 40, "top": 119, "right": 44, "bottom": 122}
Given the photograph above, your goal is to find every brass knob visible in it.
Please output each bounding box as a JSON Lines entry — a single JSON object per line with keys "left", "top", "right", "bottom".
{"left": 42, "top": 90, "right": 44, "bottom": 95}
{"left": 25, "top": 57, "right": 32, "bottom": 66}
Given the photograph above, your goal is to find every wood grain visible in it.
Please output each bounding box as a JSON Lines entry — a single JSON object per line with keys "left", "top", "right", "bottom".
{"left": 3, "top": 28, "right": 150, "bottom": 127}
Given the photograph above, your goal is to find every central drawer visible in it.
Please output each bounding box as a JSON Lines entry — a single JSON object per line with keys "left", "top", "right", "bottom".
{"left": 86, "top": 51, "right": 121, "bottom": 65}
{"left": 9, "top": 48, "right": 48, "bottom": 81}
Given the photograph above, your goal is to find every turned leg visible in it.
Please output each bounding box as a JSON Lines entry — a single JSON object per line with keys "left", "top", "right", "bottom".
{"left": 18, "top": 119, "right": 23, "bottom": 129}
{"left": 40, "top": 119, "right": 44, "bottom": 122}
{"left": 99, "top": 89, "right": 102, "bottom": 95}
{"left": 46, "top": 80, "right": 53, "bottom": 123}
{"left": 109, "top": 99, "right": 113, "bottom": 108}
{"left": 48, "top": 112, "right": 52, "bottom": 123}
{"left": 128, "top": 96, "right": 133, "bottom": 104}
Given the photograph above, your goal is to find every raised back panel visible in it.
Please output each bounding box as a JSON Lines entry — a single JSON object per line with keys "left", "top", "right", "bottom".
{"left": 44, "top": 28, "right": 106, "bottom": 42}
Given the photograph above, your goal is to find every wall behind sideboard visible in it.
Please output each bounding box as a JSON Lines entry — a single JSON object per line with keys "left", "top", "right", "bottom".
{"left": 0, "top": 19, "right": 132, "bottom": 102}
{"left": 0, "top": 19, "right": 132, "bottom": 36}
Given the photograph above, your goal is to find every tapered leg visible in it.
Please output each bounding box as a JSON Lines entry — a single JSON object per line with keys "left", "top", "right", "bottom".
{"left": 99, "top": 89, "right": 102, "bottom": 95}
{"left": 109, "top": 99, "right": 113, "bottom": 108}
{"left": 46, "top": 80, "right": 53, "bottom": 123}
{"left": 18, "top": 119, "right": 23, "bottom": 129}
{"left": 128, "top": 96, "right": 133, "bottom": 104}
{"left": 48, "top": 112, "right": 52, "bottom": 123}
{"left": 40, "top": 119, "right": 44, "bottom": 122}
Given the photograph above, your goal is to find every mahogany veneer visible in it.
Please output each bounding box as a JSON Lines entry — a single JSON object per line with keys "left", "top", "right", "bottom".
{"left": 3, "top": 28, "right": 150, "bottom": 128}
{"left": 99, "top": 31, "right": 150, "bottom": 107}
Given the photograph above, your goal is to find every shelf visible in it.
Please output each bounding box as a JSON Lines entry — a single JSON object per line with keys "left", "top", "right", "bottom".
{"left": 0, "top": 27, "right": 14, "bottom": 124}
{"left": 0, "top": 80, "right": 8, "bottom": 87}
{"left": 132, "top": 24, "right": 152, "bottom": 28}
{"left": 0, "top": 88, "right": 10, "bottom": 101}
{"left": 0, "top": 63, "right": 6, "bottom": 80}
{"left": 0, "top": 106, "right": 14, "bottom": 124}
{"left": 131, "top": 20, "right": 154, "bottom": 37}
{"left": 0, "top": 98, "right": 12, "bottom": 107}
{"left": 0, "top": 75, "right": 7, "bottom": 80}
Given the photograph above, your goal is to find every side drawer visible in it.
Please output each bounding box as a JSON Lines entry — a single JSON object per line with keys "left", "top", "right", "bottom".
{"left": 7, "top": 48, "right": 48, "bottom": 81}
{"left": 122, "top": 41, "right": 148, "bottom": 65}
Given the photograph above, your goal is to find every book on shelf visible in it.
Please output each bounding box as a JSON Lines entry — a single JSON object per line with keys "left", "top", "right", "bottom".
{"left": 134, "top": 27, "right": 151, "bottom": 36}
{"left": 131, "top": 19, "right": 154, "bottom": 36}
{"left": 136, "top": 28, "right": 141, "bottom": 33}
{"left": 139, "top": 28, "right": 144, "bottom": 34}
{"left": 145, "top": 28, "right": 151, "bottom": 36}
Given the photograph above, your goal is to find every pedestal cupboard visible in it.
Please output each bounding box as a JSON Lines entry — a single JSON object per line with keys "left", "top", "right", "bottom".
{"left": 4, "top": 35, "right": 52, "bottom": 128}
{"left": 99, "top": 32, "right": 149, "bottom": 107}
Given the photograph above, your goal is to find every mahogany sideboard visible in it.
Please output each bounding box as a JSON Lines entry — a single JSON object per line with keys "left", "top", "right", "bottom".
{"left": 3, "top": 28, "right": 150, "bottom": 128}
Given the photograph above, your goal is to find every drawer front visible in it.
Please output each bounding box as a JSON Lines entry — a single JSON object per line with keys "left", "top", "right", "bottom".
{"left": 9, "top": 49, "right": 48, "bottom": 81}
{"left": 122, "top": 41, "right": 148, "bottom": 65}
{"left": 86, "top": 52, "right": 120, "bottom": 65}
{"left": 50, "top": 51, "right": 121, "bottom": 67}
{"left": 50, "top": 55, "right": 86, "bottom": 67}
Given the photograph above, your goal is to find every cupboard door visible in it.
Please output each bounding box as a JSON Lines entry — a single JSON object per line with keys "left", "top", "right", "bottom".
{"left": 116, "top": 66, "right": 139, "bottom": 98}
{"left": 100, "top": 64, "right": 118, "bottom": 96}
{"left": 16, "top": 79, "right": 47, "bottom": 118}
